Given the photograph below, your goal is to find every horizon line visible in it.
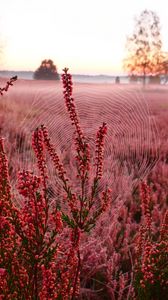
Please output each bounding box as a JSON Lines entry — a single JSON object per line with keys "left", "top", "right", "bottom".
{"left": 0, "top": 70, "right": 128, "bottom": 77}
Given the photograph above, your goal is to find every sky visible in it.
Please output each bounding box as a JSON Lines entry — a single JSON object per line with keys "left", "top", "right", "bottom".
{"left": 1, "top": 0, "right": 168, "bottom": 75}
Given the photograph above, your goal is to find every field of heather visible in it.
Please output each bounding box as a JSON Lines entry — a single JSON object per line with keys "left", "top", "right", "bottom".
{"left": 0, "top": 78, "right": 168, "bottom": 299}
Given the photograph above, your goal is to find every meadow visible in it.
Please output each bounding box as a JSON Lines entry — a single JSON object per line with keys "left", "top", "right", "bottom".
{"left": 0, "top": 75, "right": 168, "bottom": 299}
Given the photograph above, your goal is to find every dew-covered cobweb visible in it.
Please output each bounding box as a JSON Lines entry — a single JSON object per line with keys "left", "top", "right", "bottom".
{"left": 12, "top": 82, "right": 159, "bottom": 209}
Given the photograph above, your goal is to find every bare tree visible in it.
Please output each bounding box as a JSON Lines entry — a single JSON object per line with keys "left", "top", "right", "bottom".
{"left": 123, "top": 10, "right": 162, "bottom": 85}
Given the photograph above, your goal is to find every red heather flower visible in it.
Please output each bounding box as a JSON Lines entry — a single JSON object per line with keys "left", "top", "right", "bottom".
{"left": 0, "top": 76, "right": 17, "bottom": 95}
{"left": 101, "top": 187, "right": 112, "bottom": 212}
{"left": 62, "top": 68, "right": 81, "bottom": 138}
{"left": 1, "top": 68, "right": 112, "bottom": 299}
{"left": 95, "top": 122, "right": 108, "bottom": 179}
{"left": 0, "top": 268, "right": 6, "bottom": 276}
{"left": 134, "top": 182, "right": 168, "bottom": 299}
{"left": 40, "top": 264, "right": 58, "bottom": 299}
{"left": 61, "top": 68, "right": 82, "bottom": 137}
{"left": 61, "top": 69, "right": 110, "bottom": 224}
{"left": 140, "top": 181, "right": 152, "bottom": 231}
{"left": 62, "top": 68, "right": 90, "bottom": 182}
{"left": 31, "top": 68, "right": 111, "bottom": 298}
{"left": 32, "top": 127, "right": 48, "bottom": 190}
{"left": 1, "top": 73, "right": 81, "bottom": 298}
{"left": 50, "top": 209, "right": 63, "bottom": 233}
{"left": 40, "top": 125, "right": 80, "bottom": 217}
{"left": 0, "top": 138, "right": 29, "bottom": 298}
{"left": 160, "top": 209, "right": 168, "bottom": 240}
{"left": 40, "top": 125, "right": 68, "bottom": 182}
{"left": 140, "top": 241, "right": 155, "bottom": 284}
{"left": 0, "top": 138, "right": 12, "bottom": 201}
{"left": 15, "top": 168, "right": 66, "bottom": 298}
{"left": 17, "top": 170, "right": 41, "bottom": 197}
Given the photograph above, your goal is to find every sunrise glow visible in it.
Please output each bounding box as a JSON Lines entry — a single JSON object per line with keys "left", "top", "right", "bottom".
{"left": 1, "top": 0, "right": 168, "bottom": 75}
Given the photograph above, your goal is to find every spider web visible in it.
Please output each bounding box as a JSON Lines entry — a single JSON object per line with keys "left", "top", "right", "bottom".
{"left": 13, "top": 82, "right": 159, "bottom": 208}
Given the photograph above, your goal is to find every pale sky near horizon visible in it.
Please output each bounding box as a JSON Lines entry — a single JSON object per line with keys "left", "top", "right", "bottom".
{"left": 1, "top": 0, "right": 168, "bottom": 75}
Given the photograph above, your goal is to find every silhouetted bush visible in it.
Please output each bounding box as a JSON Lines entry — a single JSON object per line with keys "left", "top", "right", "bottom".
{"left": 34, "top": 59, "right": 60, "bottom": 80}
{"left": 115, "top": 76, "right": 120, "bottom": 84}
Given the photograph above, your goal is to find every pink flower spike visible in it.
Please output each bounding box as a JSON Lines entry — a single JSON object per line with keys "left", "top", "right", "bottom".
{"left": 0, "top": 268, "right": 6, "bottom": 276}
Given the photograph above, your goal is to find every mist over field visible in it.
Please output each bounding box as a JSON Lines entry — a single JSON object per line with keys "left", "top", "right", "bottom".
{"left": 0, "top": 78, "right": 167, "bottom": 211}
{"left": 0, "top": 71, "right": 130, "bottom": 83}
{"left": 1, "top": 78, "right": 167, "bottom": 202}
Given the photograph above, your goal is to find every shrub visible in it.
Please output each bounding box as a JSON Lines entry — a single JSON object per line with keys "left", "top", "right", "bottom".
{"left": 134, "top": 182, "right": 168, "bottom": 299}
{"left": 0, "top": 70, "right": 111, "bottom": 299}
